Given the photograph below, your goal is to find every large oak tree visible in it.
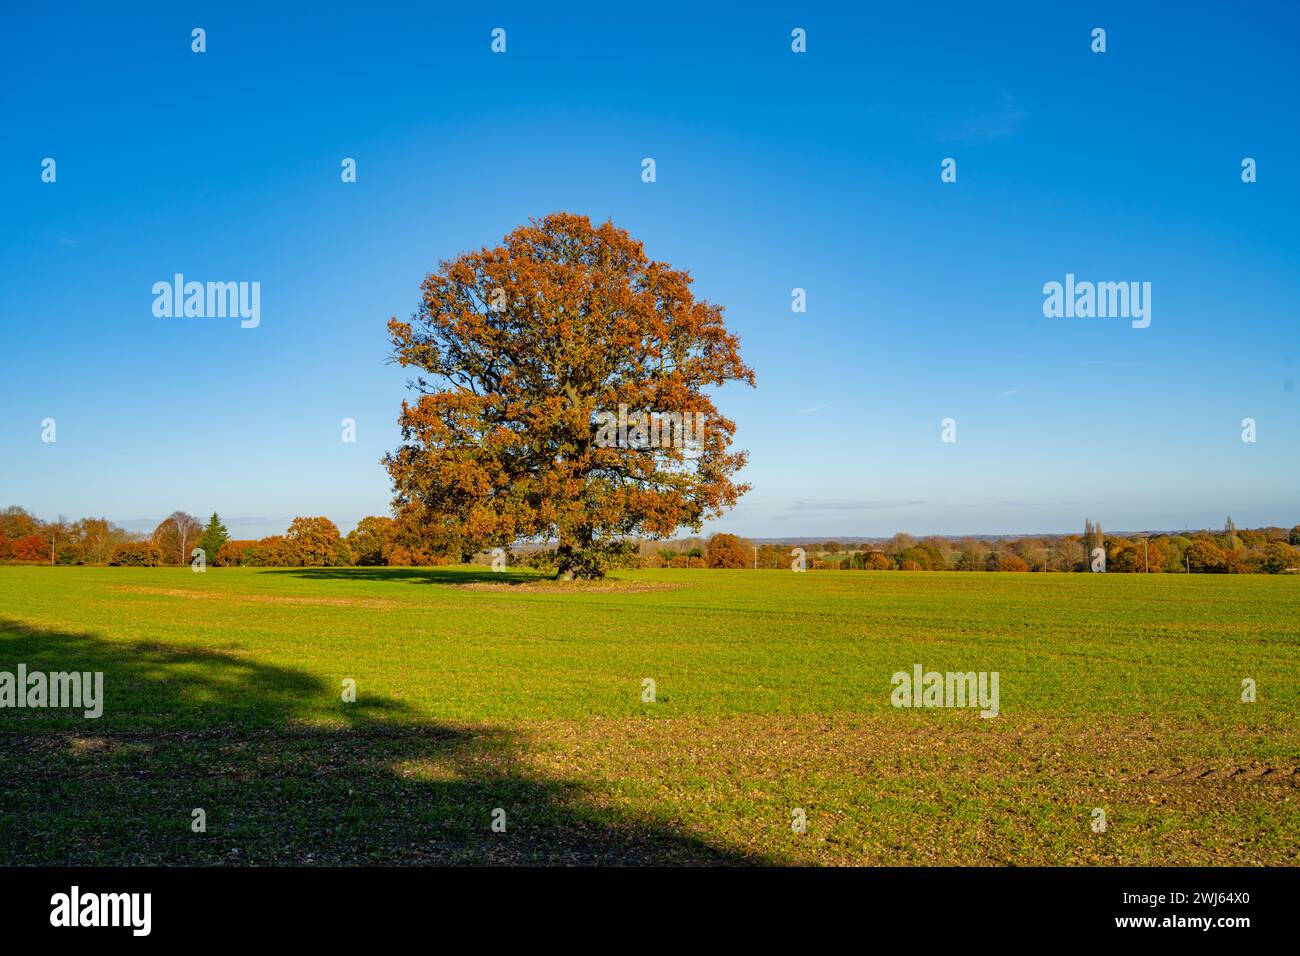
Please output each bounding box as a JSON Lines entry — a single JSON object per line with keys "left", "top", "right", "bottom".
{"left": 385, "top": 213, "right": 754, "bottom": 578}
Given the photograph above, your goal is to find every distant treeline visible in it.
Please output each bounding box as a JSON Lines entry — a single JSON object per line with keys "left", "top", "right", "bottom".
{"left": 3, "top": 506, "right": 1297, "bottom": 574}
{"left": 0, "top": 508, "right": 450, "bottom": 569}
{"left": 652, "top": 519, "right": 1300, "bottom": 574}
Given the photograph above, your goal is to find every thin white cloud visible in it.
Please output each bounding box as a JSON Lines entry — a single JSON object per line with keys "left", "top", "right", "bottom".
{"left": 779, "top": 499, "right": 927, "bottom": 514}
{"left": 796, "top": 401, "right": 837, "bottom": 415}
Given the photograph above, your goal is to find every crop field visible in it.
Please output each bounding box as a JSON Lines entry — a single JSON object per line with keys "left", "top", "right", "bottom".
{"left": 1, "top": 566, "right": 1297, "bottom": 866}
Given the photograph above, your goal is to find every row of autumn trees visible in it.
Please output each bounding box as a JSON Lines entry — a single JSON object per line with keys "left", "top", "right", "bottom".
{"left": 0, "top": 508, "right": 232, "bottom": 567}
{"left": 3, "top": 505, "right": 1297, "bottom": 573}
{"left": 0, "top": 506, "right": 457, "bottom": 569}
{"left": 212, "top": 515, "right": 455, "bottom": 568}
{"left": 652, "top": 519, "right": 1300, "bottom": 574}
{"left": 0, "top": 506, "right": 144, "bottom": 565}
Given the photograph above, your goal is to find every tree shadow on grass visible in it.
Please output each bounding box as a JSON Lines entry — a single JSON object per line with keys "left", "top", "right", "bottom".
{"left": 0, "top": 618, "right": 761, "bottom": 865}
{"left": 262, "top": 567, "right": 542, "bottom": 586}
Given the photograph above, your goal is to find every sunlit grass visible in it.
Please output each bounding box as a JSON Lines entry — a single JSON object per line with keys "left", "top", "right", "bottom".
{"left": 1, "top": 566, "right": 1296, "bottom": 864}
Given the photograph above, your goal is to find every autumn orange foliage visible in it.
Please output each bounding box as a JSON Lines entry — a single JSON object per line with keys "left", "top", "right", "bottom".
{"left": 385, "top": 213, "right": 755, "bottom": 578}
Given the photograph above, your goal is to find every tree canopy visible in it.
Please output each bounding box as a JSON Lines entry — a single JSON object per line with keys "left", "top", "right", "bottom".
{"left": 384, "top": 213, "right": 755, "bottom": 578}
{"left": 152, "top": 512, "right": 202, "bottom": 565}
{"left": 198, "top": 513, "right": 229, "bottom": 564}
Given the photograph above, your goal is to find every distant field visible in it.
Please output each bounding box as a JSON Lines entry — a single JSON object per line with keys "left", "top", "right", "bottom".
{"left": 1, "top": 566, "right": 1296, "bottom": 865}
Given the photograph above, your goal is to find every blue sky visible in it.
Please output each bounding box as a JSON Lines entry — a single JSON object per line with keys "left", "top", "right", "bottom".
{"left": 2, "top": 1, "right": 1297, "bottom": 538}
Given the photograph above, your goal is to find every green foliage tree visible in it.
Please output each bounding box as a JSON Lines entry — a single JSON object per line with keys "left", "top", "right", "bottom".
{"left": 899, "top": 546, "right": 938, "bottom": 570}
{"left": 1164, "top": 535, "right": 1191, "bottom": 572}
{"left": 198, "top": 513, "right": 229, "bottom": 564}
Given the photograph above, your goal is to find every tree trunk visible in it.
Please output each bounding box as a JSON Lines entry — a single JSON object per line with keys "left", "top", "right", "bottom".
{"left": 553, "top": 527, "right": 604, "bottom": 581}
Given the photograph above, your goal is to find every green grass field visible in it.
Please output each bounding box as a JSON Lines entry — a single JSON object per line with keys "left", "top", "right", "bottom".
{"left": 1, "top": 565, "right": 1297, "bottom": 865}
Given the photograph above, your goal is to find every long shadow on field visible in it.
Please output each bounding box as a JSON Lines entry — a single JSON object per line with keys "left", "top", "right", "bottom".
{"left": 0, "top": 618, "right": 758, "bottom": 865}
{"left": 263, "top": 567, "right": 541, "bottom": 586}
